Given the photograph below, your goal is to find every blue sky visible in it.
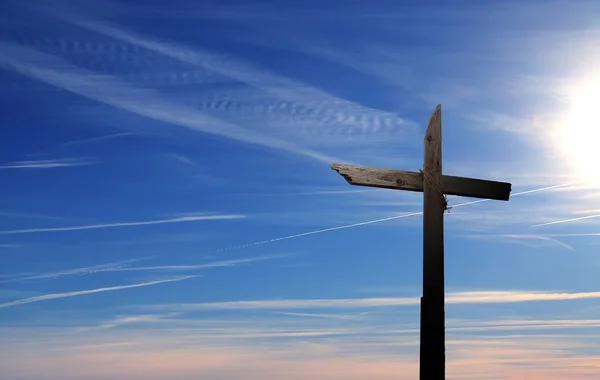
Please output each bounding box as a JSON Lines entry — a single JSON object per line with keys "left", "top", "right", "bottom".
{"left": 1, "top": 0, "right": 600, "bottom": 379}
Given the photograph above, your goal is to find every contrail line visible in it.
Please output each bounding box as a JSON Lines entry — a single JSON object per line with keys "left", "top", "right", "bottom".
{"left": 532, "top": 213, "right": 600, "bottom": 228}
{"left": 216, "top": 182, "right": 573, "bottom": 253}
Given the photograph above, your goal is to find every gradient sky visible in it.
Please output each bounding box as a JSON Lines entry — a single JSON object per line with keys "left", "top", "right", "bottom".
{"left": 1, "top": 1, "right": 600, "bottom": 379}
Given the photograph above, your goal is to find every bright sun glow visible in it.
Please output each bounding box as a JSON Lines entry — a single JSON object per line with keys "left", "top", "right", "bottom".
{"left": 557, "top": 77, "right": 600, "bottom": 184}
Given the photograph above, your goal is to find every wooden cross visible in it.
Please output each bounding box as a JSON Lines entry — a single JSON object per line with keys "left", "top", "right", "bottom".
{"left": 330, "top": 105, "right": 511, "bottom": 380}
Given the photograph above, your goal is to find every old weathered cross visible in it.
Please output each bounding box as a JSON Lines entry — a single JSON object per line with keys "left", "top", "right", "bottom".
{"left": 330, "top": 105, "right": 511, "bottom": 380}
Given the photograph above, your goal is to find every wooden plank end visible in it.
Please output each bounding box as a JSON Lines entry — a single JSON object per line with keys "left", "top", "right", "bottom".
{"left": 330, "top": 163, "right": 354, "bottom": 185}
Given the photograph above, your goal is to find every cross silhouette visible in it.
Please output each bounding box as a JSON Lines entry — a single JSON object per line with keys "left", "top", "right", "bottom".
{"left": 331, "top": 105, "right": 512, "bottom": 380}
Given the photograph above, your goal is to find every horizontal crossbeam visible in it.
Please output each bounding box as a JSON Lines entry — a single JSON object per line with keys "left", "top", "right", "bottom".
{"left": 331, "top": 164, "right": 511, "bottom": 201}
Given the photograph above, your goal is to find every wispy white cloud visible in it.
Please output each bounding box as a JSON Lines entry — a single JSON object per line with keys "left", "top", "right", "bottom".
{"left": 0, "top": 276, "right": 195, "bottom": 309}
{"left": 273, "top": 189, "right": 378, "bottom": 196}
{"left": 3, "top": 254, "right": 289, "bottom": 283}
{"left": 81, "top": 313, "right": 180, "bottom": 331}
{"left": 467, "top": 109, "right": 545, "bottom": 136}
{"left": 0, "top": 158, "right": 95, "bottom": 169}
{"left": 358, "top": 201, "right": 422, "bottom": 207}
{"left": 448, "top": 290, "right": 600, "bottom": 304}
{"left": 532, "top": 213, "right": 600, "bottom": 228}
{"left": 19, "top": 7, "right": 415, "bottom": 154}
{"left": 502, "top": 234, "right": 573, "bottom": 250}
{"left": 572, "top": 208, "right": 600, "bottom": 215}
{"left": 463, "top": 233, "right": 574, "bottom": 251}
{"left": 0, "top": 42, "right": 340, "bottom": 163}
{"left": 0, "top": 213, "right": 244, "bottom": 235}
{"left": 61, "top": 19, "right": 414, "bottom": 141}
{"left": 169, "top": 154, "right": 198, "bottom": 167}
{"left": 2, "top": 258, "right": 150, "bottom": 282}
{"left": 541, "top": 232, "right": 600, "bottom": 237}
{"left": 275, "top": 311, "right": 368, "bottom": 320}
{"left": 159, "top": 290, "right": 600, "bottom": 311}
{"left": 60, "top": 132, "right": 135, "bottom": 147}
{"left": 447, "top": 318, "right": 600, "bottom": 333}
{"left": 7, "top": 310, "right": 600, "bottom": 348}
{"left": 111, "top": 254, "right": 292, "bottom": 273}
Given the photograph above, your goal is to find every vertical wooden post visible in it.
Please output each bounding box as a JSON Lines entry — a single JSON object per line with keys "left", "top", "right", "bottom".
{"left": 420, "top": 104, "right": 445, "bottom": 380}
{"left": 331, "top": 104, "right": 512, "bottom": 380}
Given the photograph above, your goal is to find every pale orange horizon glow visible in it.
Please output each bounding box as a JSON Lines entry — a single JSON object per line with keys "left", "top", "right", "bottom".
{"left": 2, "top": 341, "right": 599, "bottom": 380}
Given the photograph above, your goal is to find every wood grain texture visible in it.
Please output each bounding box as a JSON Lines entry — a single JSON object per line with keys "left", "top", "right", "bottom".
{"left": 420, "top": 104, "right": 445, "bottom": 380}
{"left": 330, "top": 164, "right": 422, "bottom": 192}
{"left": 330, "top": 164, "right": 511, "bottom": 201}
